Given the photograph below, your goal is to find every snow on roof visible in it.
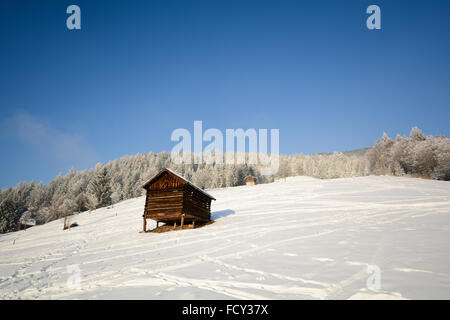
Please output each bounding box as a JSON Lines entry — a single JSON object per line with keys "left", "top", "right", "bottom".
{"left": 21, "top": 218, "right": 36, "bottom": 226}
{"left": 19, "top": 211, "right": 36, "bottom": 226}
{"left": 142, "top": 168, "right": 216, "bottom": 200}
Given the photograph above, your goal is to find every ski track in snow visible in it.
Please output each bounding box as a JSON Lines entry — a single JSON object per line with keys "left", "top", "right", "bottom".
{"left": 1, "top": 176, "right": 450, "bottom": 299}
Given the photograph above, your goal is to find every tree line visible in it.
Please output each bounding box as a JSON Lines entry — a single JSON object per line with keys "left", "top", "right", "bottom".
{"left": 1, "top": 127, "right": 449, "bottom": 233}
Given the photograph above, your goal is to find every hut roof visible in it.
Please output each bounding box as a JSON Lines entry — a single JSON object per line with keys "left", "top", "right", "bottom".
{"left": 141, "top": 168, "right": 216, "bottom": 200}
{"left": 19, "top": 211, "right": 36, "bottom": 226}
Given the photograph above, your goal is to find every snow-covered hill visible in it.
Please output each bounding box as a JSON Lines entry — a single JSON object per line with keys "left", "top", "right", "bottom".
{"left": 1, "top": 176, "right": 450, "bottom": 300}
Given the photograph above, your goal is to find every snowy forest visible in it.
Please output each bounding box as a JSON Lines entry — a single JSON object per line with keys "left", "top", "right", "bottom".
{"left": 1, "top": 127, "right": 449, "bottom": 233}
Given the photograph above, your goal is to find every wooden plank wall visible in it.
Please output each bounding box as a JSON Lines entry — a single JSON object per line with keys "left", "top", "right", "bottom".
{"left": 144, "top": 170, "right": 212, "bottom": 223}
{"left": 148, "top": 172, "right": 184, "bottom": 190}
{"left": 145, "top": 189, "right": 184, "bottom": 221}
{"left": 183, "top": 184, "right": 211, "bottom": 221}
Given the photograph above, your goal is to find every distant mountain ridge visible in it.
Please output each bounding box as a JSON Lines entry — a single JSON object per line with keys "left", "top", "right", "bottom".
{"left": 314, "top": 147, "right": 370, "bottom": 157}
{"left": 342, "top": 147, "right": 371, "bottom": 157}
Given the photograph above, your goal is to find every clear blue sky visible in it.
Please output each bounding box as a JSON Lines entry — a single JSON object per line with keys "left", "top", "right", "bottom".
{"left": 1, "top": 0, "right": 450, "bottom": 188}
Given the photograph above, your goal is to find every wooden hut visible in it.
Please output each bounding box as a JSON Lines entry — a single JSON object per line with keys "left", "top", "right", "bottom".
{"left": 245, "top": 175, "right": 256, "bottom": 186}
{"left": 18, "top": 211, "right": 36, "bottom": 230}
{"left": 141, "top": 168, "right": 216, "bottom": 231}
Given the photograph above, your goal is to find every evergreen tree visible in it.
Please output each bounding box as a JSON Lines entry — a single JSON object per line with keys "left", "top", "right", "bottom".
{"left": 88, "top": 167, "right": 112, "bottom": 209}
{"left": 410, "top": 126, "right": 426, "bottom": 141}
{"left": 0, "top": 199, "right": 21, "bottom": 233}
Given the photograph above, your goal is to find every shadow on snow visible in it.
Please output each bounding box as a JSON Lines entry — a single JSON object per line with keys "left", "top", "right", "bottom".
{"left": 211, "top": 209, "right": 235, "bottom": 220}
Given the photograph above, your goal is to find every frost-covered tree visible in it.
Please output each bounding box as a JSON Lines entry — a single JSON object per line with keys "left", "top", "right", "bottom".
{"left": 192, "top": 168, "right": 211, "bottom": 189}
{"left": 0, "top": 199, "right": 21, "bottom": 233}
{"left": 1, "top": 126, "right": 448, "bottom": 233}
{"left": 367, "top": 127, "right": 449, "bottom": 179}
{"left": 88, "top": 166, "right": 112, "bottom": 209}
{"left": 410, "top": 127, "right": 426, "bottom": 141}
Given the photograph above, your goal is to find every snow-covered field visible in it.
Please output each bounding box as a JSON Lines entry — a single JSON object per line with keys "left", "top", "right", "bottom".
{"left": 1, "top": 176, "right": 450, "bottom": 300}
